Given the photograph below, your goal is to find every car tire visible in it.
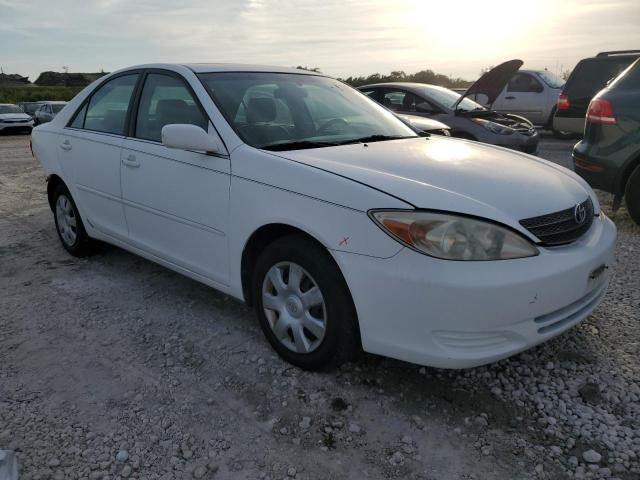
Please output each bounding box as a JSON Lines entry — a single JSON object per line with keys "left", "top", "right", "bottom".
{"left": 252, "top": 234, "right": 360, "bottom": 370}
{"left": 52, "top": 183, "right": 93, "bottom": 256}
{"left": 625, "top": 165, "right": 640, "bottom": 225}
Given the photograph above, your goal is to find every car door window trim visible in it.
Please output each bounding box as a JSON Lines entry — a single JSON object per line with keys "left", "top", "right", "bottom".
{"left": 66, "top": 70, "right": 144, "bottom": 132}
{"left": 128, "top": 68, "right": 229, "bottom": 155}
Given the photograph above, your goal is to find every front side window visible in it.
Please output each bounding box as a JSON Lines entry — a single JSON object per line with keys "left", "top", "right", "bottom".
{"left": 198, "top": 72, "right": 416, "bottom": 149}
{"left": 82, "top": 74, "right": 139, "bottom": 135}
{"left": 508, "top": 73, "right": 543, "bottom": 93}
{"left": 135, "top": 73, "right": 208, "bottom": 142}
{"left": 382, "top": 89, "right": 434, "bottom": 113}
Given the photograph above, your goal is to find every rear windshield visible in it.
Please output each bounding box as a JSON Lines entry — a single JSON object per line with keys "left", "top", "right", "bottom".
{"left": 609, "top": 58, "right": 640, "bottom": 90}
{"left": 52, "top": 104, "right": 66, "bottom": 113}
{"left": 536, "top": 70, "right": 564, "bottom": 89}
{"left": 565, "top": 57, "right": 638, "bottom": 97}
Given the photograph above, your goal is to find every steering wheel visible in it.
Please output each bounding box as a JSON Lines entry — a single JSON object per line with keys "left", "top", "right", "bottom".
{"left": 317, "top": 118, "right": 349, "bottom": 136}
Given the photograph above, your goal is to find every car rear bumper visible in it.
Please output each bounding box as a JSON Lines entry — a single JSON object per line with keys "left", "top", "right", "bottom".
{"left": 573, "top": 141, "right": 618, "bottom": 193}
{"left": 553, "top": 116, "right": 584, "bottom": 135}
{"left": 333, "top": 215, "right": 616, "bottom": 368}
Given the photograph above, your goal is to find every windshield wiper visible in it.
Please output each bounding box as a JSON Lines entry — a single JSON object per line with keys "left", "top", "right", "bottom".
{"left": 260, "top": 140, "right": 339, "bottom": 151}
{"left": 335, "top": 134, "right": 415, "bottom": 145}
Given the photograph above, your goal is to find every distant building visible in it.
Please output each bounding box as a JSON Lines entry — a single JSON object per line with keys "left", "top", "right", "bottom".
{"left": 0, "top": 73, "right": 30, "bottom": 86}
{"left": 34, "top": 71, "right": 108, "bottom": 87}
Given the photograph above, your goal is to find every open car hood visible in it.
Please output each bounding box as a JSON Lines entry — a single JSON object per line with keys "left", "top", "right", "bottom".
{"left": 453, "top": 59, "right": 523, "bottom": 110}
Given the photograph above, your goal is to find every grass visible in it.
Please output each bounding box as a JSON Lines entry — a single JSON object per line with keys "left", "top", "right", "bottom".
{"left": 0, "top": 86, "right": 83, "bottom": 104}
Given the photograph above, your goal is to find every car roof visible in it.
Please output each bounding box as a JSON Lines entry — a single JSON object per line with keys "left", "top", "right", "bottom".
{"left": 120, "top": 63, "right": 324, "bottom": 76}
{"left": 358, "top": 82, "right": 443, "bottom": 90}
{"left": 39, "top": 101, "right": 67, "bottom": 104}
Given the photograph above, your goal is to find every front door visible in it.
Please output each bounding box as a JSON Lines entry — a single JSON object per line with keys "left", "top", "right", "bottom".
{"left": 61, "top": 73, "right": 140, "bottom": 241}
{"left": 120, "top": 72, "right": 231, "bottom": 286}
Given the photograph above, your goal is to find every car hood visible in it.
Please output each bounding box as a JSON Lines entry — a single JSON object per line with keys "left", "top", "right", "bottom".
{"left": 0, "top": 113, "right": 32, "bottom": 121}
{"left": 454, "top": 59, "right": 523, "bottom": 109}
{"left": 397, "top": 114, "right": 450, "bottom": 132}
{"left": 273, "top": 137, "right": 594, "bottom": 237}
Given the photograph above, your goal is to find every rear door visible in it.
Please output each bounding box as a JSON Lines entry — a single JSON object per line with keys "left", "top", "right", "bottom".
{"left": 120, "top": 71, "right": 231, "bottom": 286}
{"left": 60, "top": 73, "right": 140, "bottom": 241}
{"left": 493, "top": 72, "right": 545, "bottom": 124}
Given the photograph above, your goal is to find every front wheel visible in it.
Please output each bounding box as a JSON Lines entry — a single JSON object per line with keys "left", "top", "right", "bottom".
{"left": 625, "top": 165, "right": 640, "bottom": 225}
{"left": 252, "top": 235, "right": 360, "bottom": 370}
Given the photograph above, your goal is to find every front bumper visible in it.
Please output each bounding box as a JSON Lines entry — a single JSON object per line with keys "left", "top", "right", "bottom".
{"left": 0, "top": 121, "right": 34, "bottom": 132}
{"left": 333, "top": 215, "right": 616, "bottom": 368}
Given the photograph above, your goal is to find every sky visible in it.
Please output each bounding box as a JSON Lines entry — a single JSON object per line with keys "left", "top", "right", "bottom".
{"left": 1, "top": 0, "right": 639, "bottom": 82}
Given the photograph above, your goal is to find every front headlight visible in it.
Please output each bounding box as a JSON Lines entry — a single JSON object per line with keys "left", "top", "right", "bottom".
{"left": 472, "top": 118, "right": 514, "bottom": 135}
{"left": 370, "top": 210, "right": 538, "bottom": 261}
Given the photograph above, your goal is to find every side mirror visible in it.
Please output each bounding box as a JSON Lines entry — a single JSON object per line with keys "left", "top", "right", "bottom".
{"left": 161, "top": 124, "right": 220, "bottom": 154}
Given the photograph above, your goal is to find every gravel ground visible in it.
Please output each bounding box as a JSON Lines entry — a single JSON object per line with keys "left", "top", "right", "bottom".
{"left": 1, "top": 132, "right": 638, "bottom": 480}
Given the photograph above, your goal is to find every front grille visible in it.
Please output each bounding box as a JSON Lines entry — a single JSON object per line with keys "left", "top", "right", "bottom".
{"left": 520, "top": 197, "right": 594, "bottom": 245}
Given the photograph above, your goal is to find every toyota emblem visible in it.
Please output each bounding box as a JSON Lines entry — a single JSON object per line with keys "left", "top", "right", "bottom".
{"left": 574, "top": 203, "right": 587, "bottom": 224}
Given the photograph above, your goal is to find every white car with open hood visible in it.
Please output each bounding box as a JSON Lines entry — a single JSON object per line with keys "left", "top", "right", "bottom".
{"left": 31, "top": 63, "right": 616, "bottom": 370}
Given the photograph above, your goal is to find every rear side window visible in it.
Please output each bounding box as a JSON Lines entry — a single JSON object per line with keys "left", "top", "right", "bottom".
{"left": 69, "top": 104, "right": 87, "bottom": 129}
{"left": 565, "top": 58, "right": 635, "bottom": 98}
{"left": 507, "top": 73, "right": 543, "bottom": 93}
{"left": 135, "top": 73, "right": 208, "bottom": 142}
{"left": 82, "top": 74, "right": 139, "bottom": 135}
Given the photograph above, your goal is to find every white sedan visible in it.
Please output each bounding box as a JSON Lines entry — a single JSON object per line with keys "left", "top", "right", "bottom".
{"left": 0, "top": 103, "right": 34, "bottom": 133}
{"left": 31, "top": 63, "right": 616, "bottom": 370}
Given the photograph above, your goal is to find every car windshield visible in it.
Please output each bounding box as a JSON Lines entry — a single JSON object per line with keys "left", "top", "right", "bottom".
{"left": 198, "top": 72, "right": 417, "bottom": 150}
{"left": 52, "top": 104, "right": 66, "bottom": 113}
{"left": 0, "top": 105, "right": 24, "bottom": 114}
{"left": 536, "top": 70, "right": 565, "bottom": 89}
{"left": 417, "top": 85, "right": 487, "bottom": 112}
{"left": 23, "top": 104, "right": 43, "bottom": 114}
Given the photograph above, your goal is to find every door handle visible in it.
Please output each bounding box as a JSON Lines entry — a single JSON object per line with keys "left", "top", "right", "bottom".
{"left": 505, "top": 96, "right": 516, "bottom": 100}
{"left": 122, "top": 154, "right": 140, "bottom": 168}
{"left": 60, "top": 139, "right": 72, "bottom": 151}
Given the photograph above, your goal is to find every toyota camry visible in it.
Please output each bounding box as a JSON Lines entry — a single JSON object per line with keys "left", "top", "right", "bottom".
{"left": 31, "top": 63, "right": 616, "bottom": 370}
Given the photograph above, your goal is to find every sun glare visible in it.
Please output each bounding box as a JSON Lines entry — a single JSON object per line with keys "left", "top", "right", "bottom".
{"left": 405, "top": 0, "right": 548, "bottom": 57}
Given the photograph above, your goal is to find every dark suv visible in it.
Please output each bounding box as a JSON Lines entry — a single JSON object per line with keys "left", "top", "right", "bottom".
{"left": 573, "top": 58, "right": 640, "bottom": 225}
{"left": 554, "top": 50, "right": 639, "bottom": 137}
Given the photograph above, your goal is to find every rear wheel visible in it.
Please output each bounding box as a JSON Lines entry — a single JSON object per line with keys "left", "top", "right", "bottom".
{"left": 625, "top": 165, "right": 640, "bottom": 225}
{"left": 252, "top": 234, "right": 360, "bottom": 370}
{"left": 53, "top": 183, "right": 93, "bottom": 256}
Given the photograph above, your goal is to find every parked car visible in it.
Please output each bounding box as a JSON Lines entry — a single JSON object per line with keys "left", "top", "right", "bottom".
{"left": 0, "top": 103, "right": 34, "bottom": 133}
{"left": 471, "top": 69, "right": 564, "bottom": 128}
{"left": 34, "top": 101, "right": 67, "bottom": 125}
{"left": 554, "top": 50, "right": 640, "bottom": 137}
{"left": 573, "top": 58, "right": 640, "bottom": 225}
{"left": 32, "top": 63, "right": 615, "bottom": 370}
{"left": 17, "top": 101, "right": 45, "bottom": 118}
{"left": 359, "top": 60, "right": 539, "bottom": 154}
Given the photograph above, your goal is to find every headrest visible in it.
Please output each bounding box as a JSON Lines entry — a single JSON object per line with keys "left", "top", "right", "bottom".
{"left": 247, "top": 97, "right": 276, "bottom": 123}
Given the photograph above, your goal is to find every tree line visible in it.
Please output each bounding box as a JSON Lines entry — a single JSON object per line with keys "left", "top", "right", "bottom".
{"left": 296, "top": 66, "right": 472, "bottom": 88}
